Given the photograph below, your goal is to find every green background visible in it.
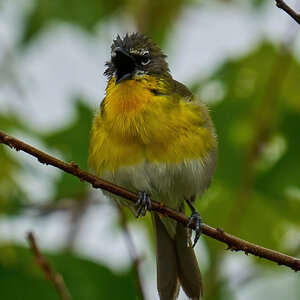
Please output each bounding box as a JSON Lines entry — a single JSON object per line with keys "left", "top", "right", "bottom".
{"left": 0, "top": 0, "right": 299, "bottom": 299}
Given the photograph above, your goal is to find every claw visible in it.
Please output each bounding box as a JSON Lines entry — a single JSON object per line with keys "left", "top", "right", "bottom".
{"left": 135, "top": 191, "right": 152, "bottom": 218}
{"left": 186, "top": 211, "right": 203, "bottom": 248}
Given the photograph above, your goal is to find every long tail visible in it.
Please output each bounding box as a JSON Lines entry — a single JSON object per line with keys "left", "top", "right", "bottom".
{"left": 152, "top": 213, "right": 203, "bottom": 300}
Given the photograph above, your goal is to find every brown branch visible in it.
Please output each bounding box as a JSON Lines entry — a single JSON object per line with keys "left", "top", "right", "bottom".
{"left": 27, "top": 231, "right": 72, "bottom": 300}
{"left": 276, "top": 0, "right": 300, "bottom": 25}
{"left": 1, "top": 130, "right": 299, "bottom": 272}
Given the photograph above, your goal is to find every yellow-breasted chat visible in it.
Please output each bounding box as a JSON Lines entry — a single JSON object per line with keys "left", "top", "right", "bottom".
{"left": 89, "top": 33, "right": 217, "bottom": 300}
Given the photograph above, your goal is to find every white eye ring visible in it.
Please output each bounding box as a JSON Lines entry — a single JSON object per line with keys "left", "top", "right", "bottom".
{"left": 141, "top": 51, "right": 150, "bottom": 65}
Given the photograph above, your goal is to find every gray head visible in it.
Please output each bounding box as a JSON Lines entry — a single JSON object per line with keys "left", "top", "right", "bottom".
{"left": 104, "top": 33, "right": 170, "bottom": 84}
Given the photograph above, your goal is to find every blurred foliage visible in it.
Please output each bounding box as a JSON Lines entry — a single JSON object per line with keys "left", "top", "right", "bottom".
{"left": 193, "top": 42, "right": 300, "bottom": 298}
{"left": 1, "top": 0, "right": 300, "bottom": 299}
{"left": 0, "top": 245, "right": 137, "bottom": 300}
{"left": 42, "top": 101, "right": 93, "bottom": 201}
{"left": 23, "top": 0, "right": 126, "bottom": 42}
{"left": 196, "top": 43, "right": 300, "bottom": 248}
{"left": 23, "top": 0, "right": 192, "bottom": 44}
{"left": 126, "top": 0, "right": 189, "bottom": 44}
{"left": 0, "top": 114, "right": 28, "bottom": 214}
{"left": 22, "top": 0, "right": 271, "bottom": 44}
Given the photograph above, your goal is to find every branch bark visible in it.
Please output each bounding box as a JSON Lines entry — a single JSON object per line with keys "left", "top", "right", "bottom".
{"left": 27, "top": 231, "right": 72, "bottom": 300}
{"left": 276, "top": 0, "right": 300, "bottom": 25}
{"left": 1, "top": 130, "right": 299, "bottom": 272}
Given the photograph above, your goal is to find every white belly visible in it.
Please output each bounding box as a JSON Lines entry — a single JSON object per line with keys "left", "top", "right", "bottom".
{"left": 101, "top": 148, "right": 217, "bottom": 211}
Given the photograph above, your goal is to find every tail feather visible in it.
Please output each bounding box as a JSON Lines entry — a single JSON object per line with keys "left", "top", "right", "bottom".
{"left": 152, "top": 213, "right": 203, "bottom": 300}
{"left": 152, "top": 213, "right": 180, "bottom": 300}
{"left": 174, "top": 222, "right": 203, "bottom": 299}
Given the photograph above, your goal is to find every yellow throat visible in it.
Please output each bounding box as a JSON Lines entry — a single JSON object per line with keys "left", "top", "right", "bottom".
{"left": 88, "top": 75, "right": 215, "bottom": 175}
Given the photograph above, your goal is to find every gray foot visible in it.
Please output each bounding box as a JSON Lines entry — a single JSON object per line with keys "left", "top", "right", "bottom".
{"left": 135, "top": 191, "right": 152, "bottom": 218}
{"left": 187, "top": 211, "right": 203, "bottom": 248}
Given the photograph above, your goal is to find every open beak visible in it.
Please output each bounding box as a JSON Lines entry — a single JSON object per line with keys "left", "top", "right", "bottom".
{"left": 113, "top": 47, "right": 137, "bottom": 84}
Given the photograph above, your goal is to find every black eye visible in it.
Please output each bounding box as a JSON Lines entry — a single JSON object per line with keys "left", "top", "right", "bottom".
{"left": 141, "top": 52, "right": 150, "bottom": 65}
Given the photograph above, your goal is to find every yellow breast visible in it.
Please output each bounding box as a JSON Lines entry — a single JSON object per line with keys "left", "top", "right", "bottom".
{"left": 88, "top": 76, "right": 215, "bottom": 175}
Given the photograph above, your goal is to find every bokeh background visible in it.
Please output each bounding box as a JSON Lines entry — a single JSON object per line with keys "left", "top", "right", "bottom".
{"left": 0, "top": 0, "right": 300, "bottom": 299}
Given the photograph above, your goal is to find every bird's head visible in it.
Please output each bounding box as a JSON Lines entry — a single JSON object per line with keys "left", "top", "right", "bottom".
{"left": 104, "top": 33, "right": 170, "bottom": 85}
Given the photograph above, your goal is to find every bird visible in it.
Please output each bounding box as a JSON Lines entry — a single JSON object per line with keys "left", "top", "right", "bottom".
{"left": 88, "top": 33, "right": 217, "bottom": 300}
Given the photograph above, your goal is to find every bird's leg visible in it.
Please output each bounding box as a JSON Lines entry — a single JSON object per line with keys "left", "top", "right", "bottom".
{"left": 135, "top": 191, "right": 152, "bottom": 218}
{"left": 185, "top": 198, "right": 202, "bottom": 248}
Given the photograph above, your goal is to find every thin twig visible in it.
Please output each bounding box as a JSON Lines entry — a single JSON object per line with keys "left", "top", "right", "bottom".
{"left": 276, "top": 0, "right": 300, "bottom": 25}
{"left": 27, "top": 231, "right": 72, "bottom": 300}
{"left": 116, "top": 204, "right": 146, "bottom": 300}
{"left": 0, "top": 130, "right": 299, "bottom": 272}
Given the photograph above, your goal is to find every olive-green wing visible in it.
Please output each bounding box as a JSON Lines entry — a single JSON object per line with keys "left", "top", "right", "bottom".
{"left": 172, "top": 79, "right": 195, "bottom": 102}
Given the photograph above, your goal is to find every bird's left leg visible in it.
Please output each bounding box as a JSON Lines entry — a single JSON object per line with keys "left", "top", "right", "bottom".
{"left": 185, "top": 197, "right": 202, "bottom": 248}
{"left": 135, "top": 191, "right": 152, "bottom": 218}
